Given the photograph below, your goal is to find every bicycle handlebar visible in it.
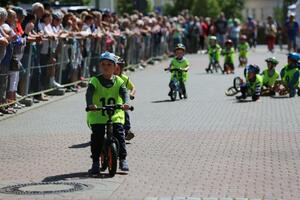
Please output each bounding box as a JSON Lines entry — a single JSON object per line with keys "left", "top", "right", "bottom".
{"left": 86, "top": 105, "right": 134, "bottom": 112}
{"left": 164, "top": 68, "right": 186, "bottom": 72}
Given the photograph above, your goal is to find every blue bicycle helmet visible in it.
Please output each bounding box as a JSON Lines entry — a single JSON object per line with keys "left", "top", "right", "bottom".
{"left": 288, "top": 52, "right": 300, "bottom": 62}
{"left": 246, "top": 64, "right": 260, "bottom": 74}
{"left": 99, "top": 51, "right": 116, "bottom": 64}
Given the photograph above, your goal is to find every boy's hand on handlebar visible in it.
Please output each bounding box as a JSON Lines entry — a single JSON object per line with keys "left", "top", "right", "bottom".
{"left": 130, "top": 95, "right": 135, "bottom": 100}
{"left": 88, "top": 104, "right": 97, "bottom": 110}
{"left": 122, "top": 104, "right": 131, "bottom": 111}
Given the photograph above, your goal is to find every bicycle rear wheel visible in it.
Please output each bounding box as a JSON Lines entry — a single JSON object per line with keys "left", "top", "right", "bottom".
{"left": 225, "top": 86, "right": 239, "bottom": 96}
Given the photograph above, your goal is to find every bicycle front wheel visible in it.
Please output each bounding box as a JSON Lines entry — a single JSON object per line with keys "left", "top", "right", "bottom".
{"left": 108, "top": 143, "right": 118, "bottom": 177}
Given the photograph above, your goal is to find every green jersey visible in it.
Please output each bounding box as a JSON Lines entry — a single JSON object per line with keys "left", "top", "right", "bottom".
{"left": 87, "top": 76, "right": 125, "bottom": 125}
{"left": 281, "top": 64, "right": 300, "bottom": 88}
{"left": 119, "top": 74, "right": 135, "bottom": 91}
{"left": 170, "top": 57, "right": 189, "bottom": 82}
{"left": 238, "top": 42, "right": 249, "bottom": 57}
{"left": 208, "top": 44, "right": 221, "bottom": 62}
{"left": 262, "top": 69, "right": 279, "bottom": 87}
{"left": 222, "top": 47, "right": 235, "bottom": 64}
{"left": 248, "top": 74, "right": 263, "bottom": 95}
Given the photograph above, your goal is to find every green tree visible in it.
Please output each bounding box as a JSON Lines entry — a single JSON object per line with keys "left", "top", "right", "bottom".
{"left": 117, "top": 0, "right": 134, "bottom": 14}
{"left": 217, "top": 0, "right": 245, "bottom": 18}
{"left": 273, "top": 6, "right": 284, "bottom": 24}
{"left": 163, "top": 2, "right": 175, "bottom": 16}
{"left": 173, "top": 0, "right": 194, "bottom": 11}
{"left": 146, "top": 0, "right": 153, "bottom": 13}
{"left": 192, "top": 0, "right": 221, "bottom": 18}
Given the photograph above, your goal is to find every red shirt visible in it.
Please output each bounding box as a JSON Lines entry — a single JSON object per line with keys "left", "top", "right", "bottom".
{"left": 15, "top": 22, "right": 24, "bottom": 36}
{"left": 201, "top": 22, "right": 208, "bottom": 36}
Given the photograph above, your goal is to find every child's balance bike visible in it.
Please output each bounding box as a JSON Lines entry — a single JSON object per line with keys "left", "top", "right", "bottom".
{"left": 86, "top": 104, "right": 134, "bottom": 177}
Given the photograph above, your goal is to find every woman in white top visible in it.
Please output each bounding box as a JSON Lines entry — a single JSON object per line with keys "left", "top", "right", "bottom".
{"left": 40, "top": 11, "right": 61, "bottom": 89}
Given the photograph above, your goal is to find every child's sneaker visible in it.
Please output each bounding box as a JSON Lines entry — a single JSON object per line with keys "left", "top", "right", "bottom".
{"left": 125, "top": 130, "right": 135, "bottom": 141}
{"left": 88, "top": 162, "right": 100, "bottom": 175}
{"left": 119, "top": 159, "right": 129, "bottom": 171}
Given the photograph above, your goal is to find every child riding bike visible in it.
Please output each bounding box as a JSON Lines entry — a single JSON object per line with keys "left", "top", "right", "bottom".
{"left": 86, "top": 51, "right": 131, "bottom": 175}
{"left": 261, "top": 57, "right": 279, "bottom": 96}
{"left": 206, "top": 36, "right": 222, "bottom": 73}
{"left": 114, "top": 56, "right": 136, "bottom": 141}
{"left": 279, "top": 52, "right": 300, "bottom": 97}
{"left": 236, "top": 64, "right": 263, "bottom": 101}
{"left": 238, "top": 35, "right": 250, "bottom": 68}
{"left": 222, "top": 39, "right": 235, "bottom": 74}
{"left": 165, "top": 43, "right": 189, "bottom": 99}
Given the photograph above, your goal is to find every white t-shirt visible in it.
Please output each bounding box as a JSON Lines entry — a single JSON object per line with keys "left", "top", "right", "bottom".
{"left": 0, "top": 24, "right": 17, "bottom": 63}
{"left": 82, "top": 23, "right": 91, "bottom": 51}
{"left": 40, "top": 23, "right": 55, "bottom": 55}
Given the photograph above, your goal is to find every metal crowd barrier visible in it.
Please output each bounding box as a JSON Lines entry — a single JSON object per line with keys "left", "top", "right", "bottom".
{"left": 0, "top": 31, "right": 170, "bottom": 109}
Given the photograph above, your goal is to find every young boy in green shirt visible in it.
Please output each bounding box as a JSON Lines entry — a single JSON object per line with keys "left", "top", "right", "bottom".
{"left": 114, "top": 56, "right": 136, "bottom": 141}
{"left": 280, "top": 52, "right": 300, "bottom": 97}
{"left": 165, "top": 43, "right": 189, "bottom": 99}
{"left": 236, "top": 64, "right": 263, "bottom": 101}
{"left": 238, "top": 35, "right": 250, "bottom": 68}
{"left": 86, "top": 51, "right": 131, "bottom": 175}
{"left": 261, "top": 57, "right": 279, "bottom": 95}
{"left": 222, "top": 39, "right": 235, "bottom": 74}
{"left": 206, "top": 36, "right": 222, "bottom": 73}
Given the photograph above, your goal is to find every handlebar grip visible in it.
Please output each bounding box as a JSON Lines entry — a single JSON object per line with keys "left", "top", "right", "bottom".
{"left": 86, "top": 107, "right": 100, "bottom": 112}
{"left": 130, "top": 95, "right": 135, "bottom": 100}
{"left": 129, "top": 106, "right": 134, "bottom": 111}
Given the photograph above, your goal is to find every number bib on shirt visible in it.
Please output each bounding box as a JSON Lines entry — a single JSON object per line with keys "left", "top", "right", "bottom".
{"left": 87, "top": 76, "right": 125, "bottom": 125}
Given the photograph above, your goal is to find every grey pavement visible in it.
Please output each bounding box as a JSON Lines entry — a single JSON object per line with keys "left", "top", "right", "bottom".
{"left": 0, "top": 46, "right": 300, "bottom": 200}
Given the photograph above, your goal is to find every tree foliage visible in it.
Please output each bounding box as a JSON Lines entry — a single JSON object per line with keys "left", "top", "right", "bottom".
{"left": 192, "top": 0, "right": 221, "bottom": 18}
{"left": 117, "top": 0, "right": 134, "bottom": 14}
{"left": 1, "top": 0, "right": 91, "bottom": 7}
{"left": 163, "top": 0, "right": 245, "bottom": 19}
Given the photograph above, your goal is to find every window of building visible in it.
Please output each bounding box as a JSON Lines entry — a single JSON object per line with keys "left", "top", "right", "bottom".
{"left": 252, "top": 8, "right": 256, "bottom": 19}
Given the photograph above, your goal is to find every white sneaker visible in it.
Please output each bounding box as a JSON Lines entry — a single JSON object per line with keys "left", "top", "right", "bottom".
{"left": 52, "top": 81, "right": 63, "bottom": 88}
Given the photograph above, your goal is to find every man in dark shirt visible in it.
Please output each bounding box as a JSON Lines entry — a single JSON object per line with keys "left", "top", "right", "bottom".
{"left": 285, "top": 14, "right": 299, "bottom": 52}
{"left": 215, "top": 12, "right": 228, "bottom": 47}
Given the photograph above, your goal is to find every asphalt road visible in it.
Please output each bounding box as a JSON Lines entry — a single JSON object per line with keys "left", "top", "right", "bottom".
{"left": 0, "top": 46, "right": 300, "bottom": 200}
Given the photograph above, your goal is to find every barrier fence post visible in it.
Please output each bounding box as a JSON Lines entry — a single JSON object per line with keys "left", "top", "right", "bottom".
{"left": 24, "top": 44, "right": 33, "bottom": 96}
{"left": 58, "top": 39, "right": 66, "bottom": 84}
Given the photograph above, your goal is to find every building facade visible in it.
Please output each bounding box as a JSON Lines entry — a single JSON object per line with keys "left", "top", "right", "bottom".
{"left": 243, "top": 0, "right": 283, "bottom": 23}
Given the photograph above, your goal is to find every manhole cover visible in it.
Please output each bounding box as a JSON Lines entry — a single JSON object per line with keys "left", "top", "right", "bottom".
{"left": 0, "top": 182, "right": 89, "bottom": 195}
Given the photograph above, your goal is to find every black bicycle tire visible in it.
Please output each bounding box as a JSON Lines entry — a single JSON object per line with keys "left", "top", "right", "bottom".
{"left": 100, "top": 152, "right": 108, "bottom": 172}
{"left": 108, "top": 143, "right": 118, "bottom": 177}
{"left": 171, "top": 90, "right": 176, "bottom": 101}
{"left": 233, "top": 77, "right": 242, "bottom": 91}
{"left": 225, "top": 86, "right": 239, "bottom": 96}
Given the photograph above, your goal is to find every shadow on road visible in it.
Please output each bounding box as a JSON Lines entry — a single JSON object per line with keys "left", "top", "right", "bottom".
{"left": 234, "top": 99, "right": 254, "bottom": 103}
{"left": 69, "top": 141, "right": 90, "bottom": 149}
{"left": 42, "top": 171, "right": 122, "bottom": 182}
{"left": 195, "top": 72, "right": 224, "bottom": 76}
{"left": 270, "top": 95, "right": 290, "bottom": 99}
{"left": 151, "top": 99, "right": 173, "bottom": 103}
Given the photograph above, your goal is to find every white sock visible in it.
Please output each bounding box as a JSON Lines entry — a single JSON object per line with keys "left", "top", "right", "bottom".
{"left": 50, "top": 77, "right": 54, "bottom": 85}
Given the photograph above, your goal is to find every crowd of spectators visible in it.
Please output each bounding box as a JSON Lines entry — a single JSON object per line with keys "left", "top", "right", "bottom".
{"left": 0, "top": 2, "right": 298, "bottom": 116}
